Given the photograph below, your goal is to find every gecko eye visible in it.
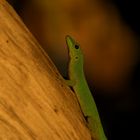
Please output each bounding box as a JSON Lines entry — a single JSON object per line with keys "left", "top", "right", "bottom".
{"left": 75, "top": 45, "right": 79, "bottom": 49}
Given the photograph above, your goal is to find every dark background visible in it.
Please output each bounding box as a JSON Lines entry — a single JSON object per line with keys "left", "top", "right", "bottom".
{"left": 99, "top": 1, "right": 140, "bottom": 139}
{"left": 111, "top": 1, "right": 140, "bottom": 36}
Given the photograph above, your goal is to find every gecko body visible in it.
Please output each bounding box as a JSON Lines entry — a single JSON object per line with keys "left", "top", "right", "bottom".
{"left": 65, "top": 35, "right": 107, "bottom": 140}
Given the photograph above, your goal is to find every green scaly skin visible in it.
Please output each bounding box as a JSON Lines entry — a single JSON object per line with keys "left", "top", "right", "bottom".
{"left": 65, "top": 35, "right": 107, "bottom": 140}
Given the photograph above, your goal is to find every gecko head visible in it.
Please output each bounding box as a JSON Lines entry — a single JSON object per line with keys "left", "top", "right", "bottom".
{"left": 65, "top": 35, "right": 83, "bottom": 62}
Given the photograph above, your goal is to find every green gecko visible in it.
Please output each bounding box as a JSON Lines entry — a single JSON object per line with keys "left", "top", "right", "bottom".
{"left": 65, "top": 35, "right": 107, "bottom": 140}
